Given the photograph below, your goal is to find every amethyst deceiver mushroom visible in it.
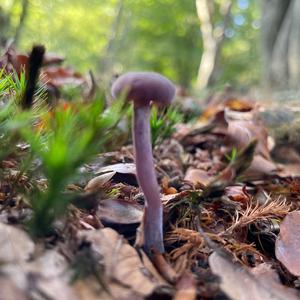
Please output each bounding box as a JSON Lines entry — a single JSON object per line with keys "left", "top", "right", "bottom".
{"left": 111, "top": 72, "right": 176, "bottom": 254}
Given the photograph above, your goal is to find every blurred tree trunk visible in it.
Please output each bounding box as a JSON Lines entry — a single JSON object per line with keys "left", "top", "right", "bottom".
{"left": 100, "top": 0, "right": 124, "bottom": 77}
{"left": 262, "top": 0, "right": 300, "bottom": 91}
{"left": 196, "top": 0, "right": 232, "bottom": 89}
{"left": 0, "top": 6, "right": 10, "bottom": 48}
{"left": 14, "top": 0, "right": 29, "bottom": 46}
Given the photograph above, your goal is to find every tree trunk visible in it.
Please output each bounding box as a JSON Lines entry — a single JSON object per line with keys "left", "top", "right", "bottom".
{"left": 99, "top": 0, "right": 124, "bottom": 76}
{"left": 0, "top": 6, "right": 10, "bottom": 48}
{"left": 262, "top": 0, "right": 300, "bottom": 91}
{"left": 14, "top": 0, "right": 29, "bottom": 47}
{"left": 196, "top": 0, "right": 232, "bottom": 89}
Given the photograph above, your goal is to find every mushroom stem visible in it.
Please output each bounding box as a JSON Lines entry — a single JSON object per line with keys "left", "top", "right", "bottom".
{"left": 133, "top": 103, "right": 164, "bottom": 254}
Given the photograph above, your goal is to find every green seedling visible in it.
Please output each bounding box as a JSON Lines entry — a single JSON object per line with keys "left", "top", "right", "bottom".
{"left": 19, "top": 96, "right": 124, "bottom": 236}
{"left": 150, "top": 105, "right": 183, "bottom": 147}
{"left": 225, "top": 147, "right": 238, "bottom": 163}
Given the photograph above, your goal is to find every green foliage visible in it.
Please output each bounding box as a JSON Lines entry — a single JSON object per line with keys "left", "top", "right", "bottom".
{"left": 150, "top": 105, "right": 183, "bottom": 147}
{"left": 221, "top": 0, "right": 261, "bottom": 86}
{"left": 0, "top": 70, "right": 26, "bottom": 161}
{"left": 2, "top": 0, "right": 261, "bottom": 89}
{"left": 0, "top": 69, "right": 25, "bottom": 100}
{"left": 225, "top": 147, "right": 238, "bottom": 163}
{"left": 119, "top": 0, "right": 201, "bottom": 87}
{"left": 0, "top": 69, "right": 46, "bottom": 106}
{"left": 0, "top": 63, "right": 125, "bottom": 238}
{"left": 18, "top": 97, "right": 124, "bottom": 236}
{"left": 6, "top": 70, "right": 26, "bottom": 101}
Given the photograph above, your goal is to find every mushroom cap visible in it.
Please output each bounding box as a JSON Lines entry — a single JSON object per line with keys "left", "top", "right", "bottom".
{"left": 111, "top": 72, "right": 176, "bottom": 107}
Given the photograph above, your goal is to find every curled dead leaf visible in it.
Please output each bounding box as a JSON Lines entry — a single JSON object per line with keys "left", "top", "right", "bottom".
{"left": 42, "top": 66, "right": 84, "bottom": 87}
{"left": 275, "top": 211, "right": 300, "bottom": 276}
{"left": 0, "top": 277, "right": 29, "bottom": 300}
{"left": 0, "top": 223, "right": 34, "bottom": 264}
{"left": 209, "top": 251, "right": 299, "bottom": 300}
{"left": 224, "top": 186, "right": 251, "bottom": 203}
{"left": 79, "top": 228, "right": 167, "bottom": 298}
{"left": 84, "top": 172, "right": 115, "bottom": 192}
{"left": 95, "top": 163, "right": 136, "bottom": 175}
{"left": 97, "top": 199, "right": 143, "bottom": 225}
{"left": 85, "top": 163, "right": 137, "bottom": 192}
{"left": 184, "top": 168, "right": 213, "bottom": 187}
{"left": 243, "top": 155, "right": 278, "bottom": 180}
{"left": 226, "top": 109, "right": 270, "bottom": 160}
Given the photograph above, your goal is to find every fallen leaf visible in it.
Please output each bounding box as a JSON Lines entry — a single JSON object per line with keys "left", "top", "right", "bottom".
{"left": 42, "top": 66, "right": 84, "bottom": 87}
{"left": 29, "top": 276, "right": 79, "bottom": 300}
{"left": 209, "top": 251, "right": 299, "bottom": 300}
{"left": 251, "top": 263, "right": 299, "bottom": 297}
{"left": 161, "top": 177, "right": 178, "bottom": 194}
{"left": 85, "top": 163, "right": 137, "bottom": 192}
{"left": 275, "top": 211, "right": 300, "bottom": 276}
{"left": 174, "top": 272, "right": 197, "bottom": 300}
{"left": 0, "top": 276, "right": 29, "bottom": 300}
{"left": 84, "top": 172, "right": 115, "bottom": 192}
{"left": 203, "top": 141, "right": 257, "bottom": 196}
{"left": 97, "top": 199, "right": 143, "bottom": 225}
{"left": 43, "top": 52, "right": 65, "bottom": 66}
{"left": 224, "top": 186, "right": 251, "bottom": 203}
{"left": 225, "top": 98, "right": 254, "bottom": 112}
{"left": 73, "top": 278, "right": 115, "bottom": 300}
{"left": 226, "top": 110, "right": 270, "bottom": 160}
{"left": 1, "top": 249, "right": 75, "bottom": 299}
{"left": 184, "top": 168, "right": 213, "bottom": 187}
{"left": 243, "top": 155, "right": 278, "bottom": 180}
{"left": 0, "top": 223, "right": 34, "bottom": 264}
{"left": 0, "top": 47, "right": 28, "bottom": 75}
{"left": 79, "top": 228, "right": 166, "bottom": 298}
{"left": 26, "top": 250, "right": 68, "bottom": 277}
{"left": 95, "top": 163, "right": 136, "bottom": 175}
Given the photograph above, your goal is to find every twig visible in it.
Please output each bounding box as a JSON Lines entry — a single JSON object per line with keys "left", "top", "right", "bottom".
{"left": 21, "top": 45, "right": 45, "bottom": 110}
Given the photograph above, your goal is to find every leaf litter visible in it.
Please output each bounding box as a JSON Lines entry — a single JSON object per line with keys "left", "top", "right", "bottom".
{"left": 1, "top": 48, "right": 300, "bottom": 299}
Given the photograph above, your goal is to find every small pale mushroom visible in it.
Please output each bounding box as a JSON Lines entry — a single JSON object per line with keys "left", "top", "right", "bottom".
{"left": 111, "top": 71, "right": 176, "bottom": 254}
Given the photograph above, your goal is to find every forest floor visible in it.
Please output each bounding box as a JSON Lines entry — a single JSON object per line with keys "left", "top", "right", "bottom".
{"left": 1, "top": 46, "right": 300, "bottom": 300}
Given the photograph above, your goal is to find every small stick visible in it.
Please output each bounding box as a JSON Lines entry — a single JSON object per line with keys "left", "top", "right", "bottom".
{"left": 21, "top": 44, "right": 45, "bottom": 109}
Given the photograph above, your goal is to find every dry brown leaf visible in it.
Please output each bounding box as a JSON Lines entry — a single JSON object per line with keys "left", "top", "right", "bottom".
{"left": 85, "top": 173, "right": 115, "bottom": 192}
{"left": 29, "top": 276, "right": 79, "bottom": 300}
{"left": 76, "top": 280, "right": 147, "bottom": 300}
{"left": 276, "top": 211, "right": 300, "bottom": 276}
{"left": 42, "top": 66, "right": 84, "bottom": 87}
{"left": 251, "top": 263, "right": 299, "bottom": 297}
{"left": 74, "top": 278, "right": 115, "bottom": 300}
{"left": 0, "top": 276, "right": 29, "bottom": 300}
{"left": 224, "top": 186, "right": 251, "bottom": 203}
{"left": 43, "top": 52, "right": 65, "bottom": 66}
{"left": 209, "top": 251, "right": 299, "bottom": 300}
{"left": 226, "top": 112, "right": 270, "bottom": 160}
{"left": 184, "top": 168, "right": 213, "bottom": 187}
{"left": 79, "top": 228, "right": 166, "bottom": 298}
{"left": 1, "top": 249, "right": 75, "bottom": 299}
{"left": 0, "top": 223, "right": 34, "bottom": 264}
{"left": 95, "top": 163, "right": 136, "bottom": 175}
{"left": 26, "top": 250, "right": 68, "bottom": 277}
{"left": 85, "top": 163, "right": 137, "bottom": 192}
{"left": 243, "top": 155, "right": 278, "bottom": 179}
{"left": 173, "top": 272, "right": 197, "bottom": 300}
{"left": 97, "top": 199, "right": 143, "bottom": 225}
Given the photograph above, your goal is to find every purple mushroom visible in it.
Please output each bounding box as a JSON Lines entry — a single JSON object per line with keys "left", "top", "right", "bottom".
{"left": 111, "top": 72, "right": 176, "bottom": 254}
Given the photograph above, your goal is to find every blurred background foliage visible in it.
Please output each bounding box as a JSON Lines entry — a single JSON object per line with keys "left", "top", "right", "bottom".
{"left": 1, "top": 0, "right": 260, "bottom": 89}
